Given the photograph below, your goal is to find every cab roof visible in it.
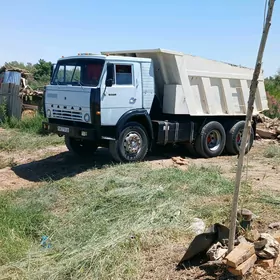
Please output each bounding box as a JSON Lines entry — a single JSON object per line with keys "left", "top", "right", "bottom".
{"left": 58, "top": 53, "right": 152, "bottom": 63}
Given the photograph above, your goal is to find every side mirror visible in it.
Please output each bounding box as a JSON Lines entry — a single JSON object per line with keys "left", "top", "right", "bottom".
{"left": 106, "top": 78, "right": 113, "bottom": 87}
{"left": 106, "top": 63, "right": 114, "bottom": 87}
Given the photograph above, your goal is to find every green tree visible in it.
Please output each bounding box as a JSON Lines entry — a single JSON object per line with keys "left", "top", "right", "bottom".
{"left": 33, "top": 59, "right": 52, "bottom": 83}
{"left": 265, "top": 71, "right": 280, "bottom": 99}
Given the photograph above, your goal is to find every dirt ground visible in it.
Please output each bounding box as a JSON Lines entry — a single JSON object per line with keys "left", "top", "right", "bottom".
{"left": 0, "top": 138, "right": 279, "bottom": 193}
{"left": 0, "top": 136, "right": 280, "bottom": 279}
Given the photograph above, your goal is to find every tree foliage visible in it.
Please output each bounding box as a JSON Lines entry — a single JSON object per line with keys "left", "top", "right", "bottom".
{"left": 265, "top": 70, "right": 280, "bottom": 100}
{"left": 33, "top": 59, "right": 52, "bottom": 82}
{"left": 263, "top": 70, "right": 280, "bottom": 118}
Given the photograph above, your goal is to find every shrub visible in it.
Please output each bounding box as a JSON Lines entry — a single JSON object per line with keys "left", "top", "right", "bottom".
{"left": 264, "top": 92, "right": 280, "bottom": 119}
{"left": 0, "top": 107, "right": 47, "bottom": 135}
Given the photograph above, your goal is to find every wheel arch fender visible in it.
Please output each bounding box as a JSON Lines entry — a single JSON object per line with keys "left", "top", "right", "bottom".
{"left": 116, "top": 109, "right": 154, "bottom": 141}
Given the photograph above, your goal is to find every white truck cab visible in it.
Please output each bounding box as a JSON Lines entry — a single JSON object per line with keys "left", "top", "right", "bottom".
{"left": 43, "top": 49, "right": 268, "bottom": 162}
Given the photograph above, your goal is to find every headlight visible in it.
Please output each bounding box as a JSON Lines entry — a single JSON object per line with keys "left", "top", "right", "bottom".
{"left": 84, "top": 113, "right": 90, "bottom": 122}
{"left": 47, "top": 109, "right": 51, "bottom": 118}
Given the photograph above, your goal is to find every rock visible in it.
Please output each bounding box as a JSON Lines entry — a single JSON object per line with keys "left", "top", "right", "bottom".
{"left": 238, "top": 236, "right": 249, "bottom": 244}
{"left": 269, "top": 222, "right": 280, "bottom": 230}
{"left": 238, "top": 209, "right": 253, "bottom": 220}
{"left": 206, "top": 242, "right": 228, "bottom": 261}
{"left": 277, "top": 126, "right": 280, "bottom": 135}
{"left": 272, "top": 232, "right": 280, "bottom": 243}
{"left": 171, "top": 156, "right": 189, "bottom": 166}
{"left": 237, "top": 208, "right": 254, "bottom": 229}
{"left": 256, "top": 233, "right": 280, "bottom": 259}
{"left": 256, "top": 128, "right": 277, "bottom": 139}
{"left": 245, "top": 229, "right": 261, "bottom": 243}
{"left": 257, "top": 258, "right": 276, "bottom": 268}
{"left": 278, "top": 135, "right": 280, "bottom": 140}
{"left": 189, "top": 218, "right": 206, "bottom": 235}
{"left": 254, "top": 239, "right": 267, "bottom": 250}
{"left": 255, "top": 133, "right": 262, "bottom": 140}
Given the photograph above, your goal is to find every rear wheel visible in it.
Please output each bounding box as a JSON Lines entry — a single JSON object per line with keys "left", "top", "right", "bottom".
{"left": 226, "top": 121, "right": 254, "bottom": 155}
{"left": 184, "top": 142, "right": 199, "bottom": 157}
{"left": 65, "top": 136, "right": 98, "bottom": 157}
{"left": 109, "top": 122, "right": 149, "bottom": 163}
{"left": 195, "top": 121, "right": 226, "bottom": 158}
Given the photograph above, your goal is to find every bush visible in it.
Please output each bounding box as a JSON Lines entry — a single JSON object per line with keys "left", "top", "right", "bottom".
{"left": 0, "top": 107, "right": 47, "bottom": 135}
{"left": 264, "top": 93, "right": 280, "bottom": 119}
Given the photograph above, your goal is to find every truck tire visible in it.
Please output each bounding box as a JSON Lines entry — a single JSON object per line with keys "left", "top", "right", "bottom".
{"left": 185, "top": 142, "right": 199, "bottom": 157}
{"left": 109, "top": 122, "right": 149, "bottom": 163}
{"left": 226, "top": 121, "right": 254, "bottom": 155}
{"left": 109, "top": 140, "right": 121, "bottom": 162}
{"left": 65, "top": 136, "right": 97, "bottom": 157}
{"left": 195, "top": 121, "right": 226, "bottom": 158}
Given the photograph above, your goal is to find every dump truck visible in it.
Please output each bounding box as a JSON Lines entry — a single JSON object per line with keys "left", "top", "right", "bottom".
{"left": 42, "top": 49, "right": 268, "bottom": 162}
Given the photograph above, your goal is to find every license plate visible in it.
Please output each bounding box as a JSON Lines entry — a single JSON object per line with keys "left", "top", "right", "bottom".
{"left": 57, "top": 126, "right": 69, "bottom": 133}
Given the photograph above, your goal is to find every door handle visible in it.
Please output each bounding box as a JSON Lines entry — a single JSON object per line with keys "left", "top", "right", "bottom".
{"left": 108, "top": 93, "right": 117, "bottom": 96}
{"left": 129, "top": 97, "right": 136, "bottom": 104}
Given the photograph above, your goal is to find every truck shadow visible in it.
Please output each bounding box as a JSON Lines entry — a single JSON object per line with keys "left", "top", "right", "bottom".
{"left": 11, "top": 148, "right": 115, "bottom": 183}
{"left": 11, "top": 147, "right": 185, "bottom": 183}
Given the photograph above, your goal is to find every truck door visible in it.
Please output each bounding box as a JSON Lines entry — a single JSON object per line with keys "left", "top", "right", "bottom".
{"left": 101, "top": 61, "right": 142, "bottom": 126}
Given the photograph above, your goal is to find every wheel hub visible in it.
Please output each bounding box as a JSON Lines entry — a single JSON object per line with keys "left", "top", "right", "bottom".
{"left": 206, "top": 130, "right": 221, "bottom": 151}
{"left": 124, "top": 132, "right": 142, "bottom": 154}
{"left": 236, "top": 130, "right": 243, "bottom": 146}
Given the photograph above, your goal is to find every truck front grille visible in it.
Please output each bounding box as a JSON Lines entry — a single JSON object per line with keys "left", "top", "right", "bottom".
{"left": 52, "top": 109, "right": 83, "bottom": 121}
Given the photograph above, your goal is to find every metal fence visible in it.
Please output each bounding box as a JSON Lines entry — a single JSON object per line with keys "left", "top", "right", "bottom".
{"left": 0, "top": 82, "right": 22, "bottom": 119}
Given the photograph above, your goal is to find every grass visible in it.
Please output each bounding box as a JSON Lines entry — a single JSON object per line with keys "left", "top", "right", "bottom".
{"left": 0, "top": 121, "right": 278, "bottom": 279}
{"left": 0, "top": 163, "right": 236, "bottom": 280}
{"left": 0, "top": 125, "right": 63, "bottom": 152}
{"left": 260, "top": 192, "right": 280, "bottom": 206}
{"left": 0, "top": 155, "right": 16, "bottom": 169}
{"left": 0, "top": 195, "right": 47, "bottom": 265}
{"left": 263, "top": 145, "right": 280, "bottom": 160}
{"left": 0, "top": 129, "right": 63, "bottom": 152}
{"left": 0, "top": 100, "right": 46, "bottom": 135}
{"left": 1, "top": 113, "right": 47, "bottom": 135}
{"left": 0, "top": 109, "right": 63, "bottom": 152}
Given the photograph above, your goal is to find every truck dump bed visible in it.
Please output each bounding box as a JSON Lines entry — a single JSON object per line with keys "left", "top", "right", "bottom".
{"left": 101, "top": 49, "right": 268, "bottom": 116}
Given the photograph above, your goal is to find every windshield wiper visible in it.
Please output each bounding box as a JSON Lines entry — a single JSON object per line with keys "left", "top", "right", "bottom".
{"left": 52, "top": 80, "right": 61, "bottom": 87}
{"left": 73, "top": 80, "right": 85, "bottom": 91}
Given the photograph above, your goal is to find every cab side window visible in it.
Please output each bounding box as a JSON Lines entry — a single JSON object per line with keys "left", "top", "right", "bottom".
{"left": 115, "top": 65, "right": 133, "bottom": 85}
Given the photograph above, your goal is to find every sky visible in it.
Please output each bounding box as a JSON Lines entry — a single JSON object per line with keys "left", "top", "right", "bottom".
{"left": 0, "top": 0, "right": 279, "bottom": 77}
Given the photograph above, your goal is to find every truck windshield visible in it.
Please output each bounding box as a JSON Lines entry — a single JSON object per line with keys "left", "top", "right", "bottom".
{"left": 51, "top": 58, "right": 105, "bottom": 87}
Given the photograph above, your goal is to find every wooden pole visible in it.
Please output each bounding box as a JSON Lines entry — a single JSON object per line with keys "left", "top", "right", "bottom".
{"left": 228, "top": 0, "right": 276, "bottom": 253}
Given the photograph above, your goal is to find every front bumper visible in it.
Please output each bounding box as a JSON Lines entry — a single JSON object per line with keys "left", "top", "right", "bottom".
{"left": 42, "top": 121, "right": 98, "bottom": 140}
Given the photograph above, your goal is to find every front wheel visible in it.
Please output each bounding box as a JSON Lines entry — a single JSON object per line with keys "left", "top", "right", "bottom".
{"left": 65, "top": 136, "right": 98, "bottom": 157}
{"left": 109, "top": 122, "right": 149, "bottom": 163}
